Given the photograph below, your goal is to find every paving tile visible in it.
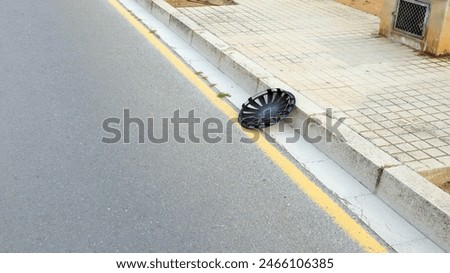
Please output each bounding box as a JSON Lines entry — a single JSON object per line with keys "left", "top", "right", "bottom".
{"left": 393, "top": 153, "right": 416, "bottom": 163}
{"left": 414, "top": 131, "right": 435, "bottom": 140}
{"left": 411, "top": 141, "right": 433, "bottom": 150}
{"left": 406, "top": 161, "right": 429, "bottom": 172}
{"left": 397, "top": 143, "right": 417, "bottom": 153}
{"left": 420, "top": 158, "right": 446, "bottom": 169}
{"left": 420, "top": 115, "right": 439, "bottom": 122}
{"left": 386, "top": 136, "right": 405, "bottom": 145}
{"left": 437, "top": 156, "right": 450, "bottom": 165}
{"left": 408, "top": 151, "right": 431, "bottom": 161}
{"left": 371, "top": 138, "right": 390, "bottom": 147}
{"left": 438, "top": 146, "right": 450, "bottom": 155}
{"left": 423, "top": 148, "right": 446, "bottom": 158}
{"left": 427, "top": 138, "right": 448, "bottom": 147}
{"left": 365, "top": 122, "right": 384, "bottom": 131}
{"left": 390, "top": 127, "right": 410, "bottom": 135}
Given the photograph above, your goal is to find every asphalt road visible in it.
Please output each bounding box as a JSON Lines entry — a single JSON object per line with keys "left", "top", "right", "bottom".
{"left": 0, "top": 0, "right": 365, "bottom": 252}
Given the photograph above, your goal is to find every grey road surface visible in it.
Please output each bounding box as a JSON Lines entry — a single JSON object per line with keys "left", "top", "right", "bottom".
{"left": 0, "top": 0, "right": 366, "bottom": 252}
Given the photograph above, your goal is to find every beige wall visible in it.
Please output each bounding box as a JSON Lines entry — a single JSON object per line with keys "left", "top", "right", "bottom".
{"left": 379, "top": 0, "right": 397, "bottom": 37}
{"left": 379, "top": 0, "right": 450, "bottom": 56}
{"left": 436, "top": 3, "right": 450, "bottom": 55}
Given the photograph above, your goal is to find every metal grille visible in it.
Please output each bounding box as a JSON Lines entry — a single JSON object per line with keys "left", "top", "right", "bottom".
{"left": 394, "top": 0, "right": 429, "bottom": 38}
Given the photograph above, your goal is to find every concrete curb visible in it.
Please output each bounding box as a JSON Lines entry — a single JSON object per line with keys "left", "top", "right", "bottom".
{"left": 135, "top": 0, "right": 450, "bottom": 251}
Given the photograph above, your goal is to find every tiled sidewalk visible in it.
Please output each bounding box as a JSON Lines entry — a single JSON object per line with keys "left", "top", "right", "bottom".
{"left": 179, "top": 0, "right": 450, "bottom": 173}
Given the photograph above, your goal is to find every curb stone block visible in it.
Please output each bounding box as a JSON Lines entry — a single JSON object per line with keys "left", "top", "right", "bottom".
{"left": 378, "top": 166, "right": 450, "bottom": 251}
{"left": 148, "top": 0, "right": 180, "bottom": 26}
{"left": 191, "top": 30, "right": 231, "bottom": 67}
{"left": 296, "top": 113, "right": 400, "bottom": 192}
{"left": 168, "top": 14, "right": 201, "bottom": 44}
{"left": 136, "top": 0, "right": 152, "bottom": 11}
{"left": 218, "top": 50, "right": 272, "bottom": 95}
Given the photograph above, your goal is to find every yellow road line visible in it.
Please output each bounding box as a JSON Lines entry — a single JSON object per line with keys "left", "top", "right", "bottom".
{"left": 108, "top": 0, "right": 387, "bottom": 253}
